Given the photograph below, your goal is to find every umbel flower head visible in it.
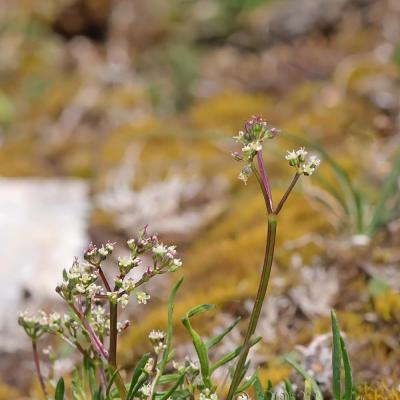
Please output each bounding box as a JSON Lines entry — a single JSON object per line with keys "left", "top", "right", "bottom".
{"left": 285, "top": 147, "right": 321, "bottom": 176}
{"left": 233, "top": 115, "right": 279, "bottom": 183}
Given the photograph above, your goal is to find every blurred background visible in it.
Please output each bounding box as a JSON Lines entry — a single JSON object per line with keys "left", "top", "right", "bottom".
{"left": 0, "top": 0, "right": 399, "bottom": 397}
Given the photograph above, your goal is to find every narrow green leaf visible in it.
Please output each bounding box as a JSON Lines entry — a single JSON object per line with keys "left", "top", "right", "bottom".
{"left": 210, "top": 336, "right": 261, "bottom": 374}
{"left": 181, "top": 304, "right": 214, "bottom": 387}
{"left": 331, "top": 310, "right": 342, "bottom": 400}
{"left": 158, "top": 371, "right": 185, "bottom": 400}
{"left": 127, "top": 353, "right": 151, "bottom": 400}
{"left": 368, "top": 153, "right": 400, "bottom": 235}
{"left": 186, "top": 304, "right": 214, "bottom": 318}
{"left": 55, "top": 377, "right": 65, "bottom": 400}
{"left": 128, "top": 374, "right": 148, "bottom": 399}
{"left": 161, "top": 278, "right": 183, "bottom": 369}
{"left": 304, "top": 379, "right": 312, "bottom": 400}
{"left": 284, "top": 379, "right": 296, "bottom": 399}
{"left": 106, "top": 367, "right": 124, "bottom": 399}
{"left": 264, "top": 380, "right": 273, "bottom": 400}
{"left": 206, "top": 317, "right": 241, "bottom": 350}
{"left": 285, "top": 357, "right": 323, "bottom": 400}
{"left": 340, "top": 336, "right": 353, "bottom": 400}
{"left": 157, "top": 373, "right": 182, "bottom": 385}
{"left": 253, "top": 375, "right": 264, "bottom": 400}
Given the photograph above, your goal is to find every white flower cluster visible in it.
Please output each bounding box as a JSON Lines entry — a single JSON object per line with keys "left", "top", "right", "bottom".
{"left": 285, "top": 147, "right": 321, "bottom": 176}
{"left": 148, "top": 329, "right": 167, "bottom": 354}
{"left": 57, "top": 260, "right": 102, "bottom": 302}
{"left": 233, "top": 116, "right": 279, "bottom": 184}
{"left": 84, "top": 242, "right": 114, "bottom": 265}
{"left": 237, "top": 393, "right": 250, "bottom": 400}
{"left": 152, "top": 243, "right": 182, "bottom": 272}
{"left": 200, "top": 389, "right": 218, "bottom": 400}
{"left": 18, "top": 311, "right": 72, "bottom": 339}
{"left": 139, "top": 383, "right": 152, "bottom": 397}
{"left": 89, "top": 306, "right": 110, "bottom": 336}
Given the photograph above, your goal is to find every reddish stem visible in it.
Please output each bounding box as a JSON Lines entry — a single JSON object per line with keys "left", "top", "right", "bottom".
{"left": 256, "top": 151, "right": 273, "bottom": 213}
{"left": 32, "top": 340, "right": 48, "bottom": 398}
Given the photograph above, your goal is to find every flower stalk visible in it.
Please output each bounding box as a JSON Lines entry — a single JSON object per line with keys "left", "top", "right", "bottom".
{"left": 32, "top": 340, "right": 48, "bottom": 398}
{"left": 229, "top": 117, "right": 321, "bottom": 399}
{"left": 226, "top": 213, "right": 277, "bottom": 400}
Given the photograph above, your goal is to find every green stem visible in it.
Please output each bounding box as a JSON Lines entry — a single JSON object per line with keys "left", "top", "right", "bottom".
{"left": 226, "top": 214, "right": 277, "bottom": 400}
{"left": 109, "top": 299, "right": 127, "bottom": 399}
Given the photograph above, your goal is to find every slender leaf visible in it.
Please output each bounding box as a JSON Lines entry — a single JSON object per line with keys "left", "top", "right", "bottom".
{"left": 181, "top": 304, "right": 214, "bottom": 387}
{"left": 210, "top": 336, "right": 261, "bottom": 374}
{"left": 127, "top": 353, "right": 151, "bottom": 400}
{"left": 128, "top": 374, "right": 148, "bottom": 400}
{"left": 331, "top": 310, "right": 342, "bottom": 400}
{"left": 158, "top": 372, "right": 185, "bottom": 400}
{"left": 235, "top": 372, "right": 257, "bottom": 394}
{"left": 159, "top": 279, "right": 183, "bottom": 373}
{"left": 284, "top": 379, "right": 296, "bottom": 400}
{"left": 340, "top": 336, "right": 353, "bottom": 400}
{"left": 55, "top": 377, "right": 65, "bottom": 400}
{"left": 285, "top": 357, "right": 323, "bottom": 400}
{"left": 264, "top": 380, "right": 273, "bottom": 400}
{"left": 206, "top": 317, "right": 241, "bottom": 350}
{"left": 106, "top": 367, "right": 124, "bottom": 399}
{"left": 253, "top": 375, "right": 264, "bottom": 400}
{"left": 368, "top": 153, "right": 400, "bottom": 235}
{"left": 304, "top": 379, "right": 312, "bottom": 400}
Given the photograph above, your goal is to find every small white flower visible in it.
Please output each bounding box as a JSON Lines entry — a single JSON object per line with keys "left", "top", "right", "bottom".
{"left": 173, "top": 258, "right": 182, "bottom": 268}
{"left": 152, "top": 244, "right": 168, "bottom": 256}
{"left": 140, "top": 383, "right": 151, "bottom": 397}
{"left": 136, "top": 290, "right": 150, "bottom": 305}
{"left": 285, "top": 149, "right": 298, "bottom": 161}
{"left": 118, "top": 293, "right": 129, "bottom": 309}
{"left": 200, "top": 389, "right": 218, "bottom": 400}
{"left": 75, "top": 283, "right": 86, "bottom": 294}
{"left": 296, "top": 147, "right": 307, "bottom": 160}
{"left": 107, "top": 291, "right": 118, "bottom": 303}
{"left": 301, "top": 156, "right": 321, "bottom": 176}
{"left": 148, "top": 330, "right": 166, "bottom": 341}
{"left": 237, "top": 394, "right": 250, "bottom": 400}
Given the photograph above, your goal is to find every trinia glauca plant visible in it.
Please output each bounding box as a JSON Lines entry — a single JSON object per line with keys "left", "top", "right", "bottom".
{"left": 19, "top": 116, "right": 355, "bottom": 400}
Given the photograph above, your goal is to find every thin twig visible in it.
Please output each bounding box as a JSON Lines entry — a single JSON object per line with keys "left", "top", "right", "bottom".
{"left": 256, "top": 151, "right": 274, "bottom": 213}
{"left": 32, "top": 340, "right": 48, "bottom": 398}
{"left": 275, "top": 173, "right": 300, "bottom": 214}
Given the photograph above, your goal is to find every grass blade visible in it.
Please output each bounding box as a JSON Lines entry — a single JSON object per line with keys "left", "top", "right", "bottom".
{"left": 285, "top": 356, "right": 323, "bottom": 400}
{"left": 253, "top": 375, "right": 264, "bottom": 400}
{"left": 331, "top": 310, "right": 342, "bottom": 400}
{"left": 127, "top": 353, "right": 151, "bottom": 400}
{"left": 206, "top": 317, "right": 241, "bottom": 350}
{"left": 181, "top": 304, "right": 214, "bottom": 388}
{"left": 284, "top": 379, "right": 296, "bottom": 399}
{"left": 210, "top": 336, "right": 261, "bottom": 374}
{"left": 158, "top": 372, "right": 185, "bottom": 400}
{"left": 340, "top": 336, "right": 353, "bottom": 400}
{"left": 55, "top": 377, "right": 65, "bottom": 400}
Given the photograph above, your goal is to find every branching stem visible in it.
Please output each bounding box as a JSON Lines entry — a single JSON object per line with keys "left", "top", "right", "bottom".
{"left": 275, "top": 173, "right": 300, "bottom": 214}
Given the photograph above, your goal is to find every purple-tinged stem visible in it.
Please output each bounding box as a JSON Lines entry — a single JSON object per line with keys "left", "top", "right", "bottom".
{"left": 32, "top": 340, "right": 48, "bottom": 398}
{"left": 69, "top": 303, "right": 109, "bottom": 362}
{"left": 256, "top": 151, "right": 273, "bottom": 213}
{"left": 275, "top": 173, "right": 300, "bottom": 215}
{"left": 97, "top": 266, "right": 112, "bottom": 292}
